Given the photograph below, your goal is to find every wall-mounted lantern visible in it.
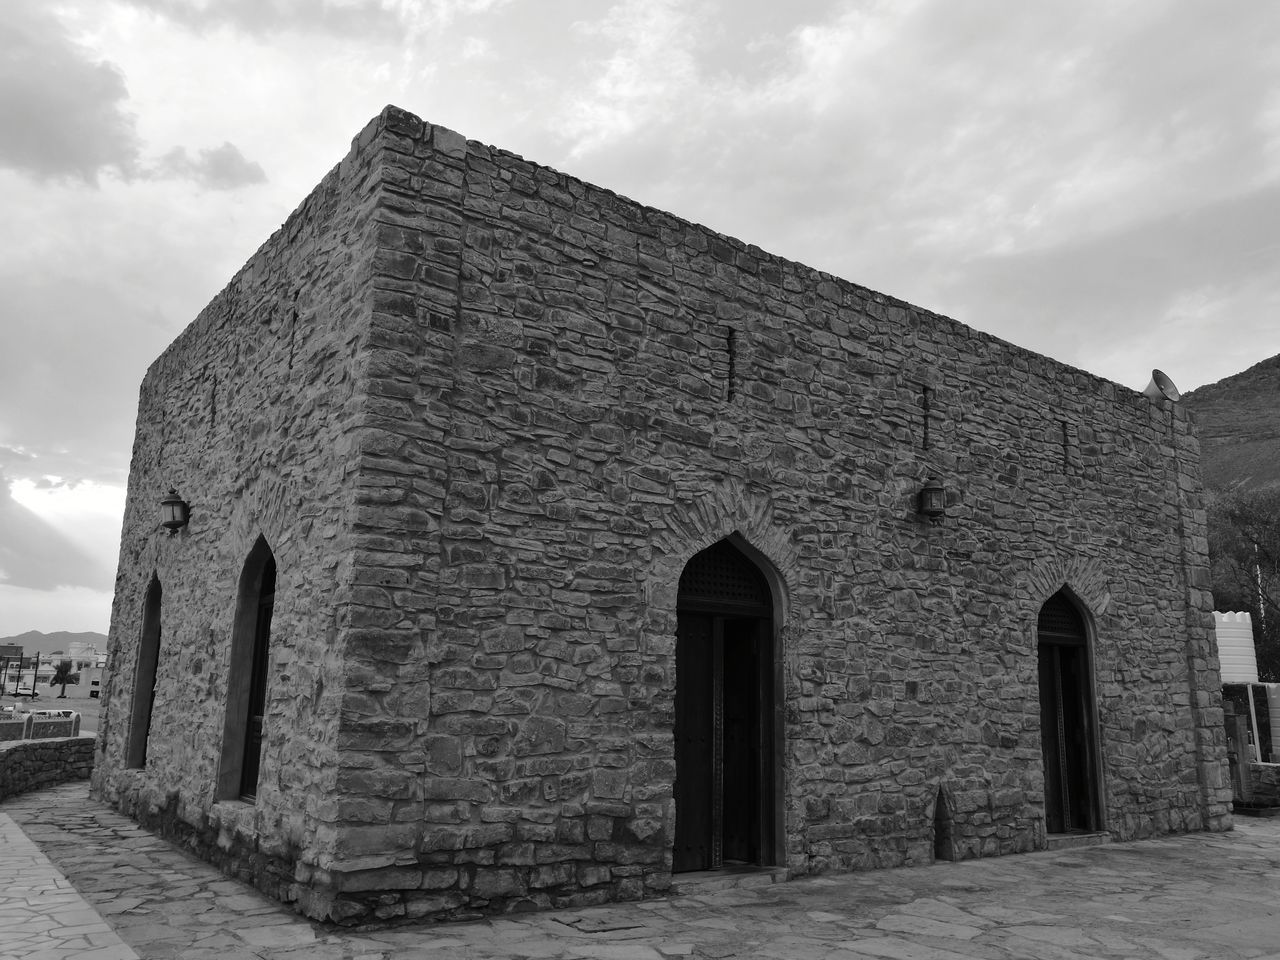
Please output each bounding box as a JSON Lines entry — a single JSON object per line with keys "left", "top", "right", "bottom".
{"left": 918, "top": 478, "right": 946, "bottom": 523}
{"left": 160, "top": 489, "right": 190, "bottom": 533}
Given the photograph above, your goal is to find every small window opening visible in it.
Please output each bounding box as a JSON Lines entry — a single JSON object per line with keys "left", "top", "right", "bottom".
{"left": 725, "top": 326, "right": 737, "bottom": 402}
{"left": 921, "top": 386, "right": 933, "bottom": 450}
{"left": 933, "top": 787, "right": 955, "bottom": 862}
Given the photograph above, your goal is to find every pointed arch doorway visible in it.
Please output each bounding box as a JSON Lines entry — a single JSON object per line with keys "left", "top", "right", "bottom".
{"left": 674, "top": 538, "right": 778, "bottom": 872}
{"left": 1037, "top": 591, "right": 1103, "bottom": 835}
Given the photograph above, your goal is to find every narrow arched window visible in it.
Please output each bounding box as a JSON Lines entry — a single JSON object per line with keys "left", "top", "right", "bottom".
{"left": 217, "top": 537, "right": 276, "bottom": 801}
{"left": 126, "top": 574, "right": 162, "bottom": 769}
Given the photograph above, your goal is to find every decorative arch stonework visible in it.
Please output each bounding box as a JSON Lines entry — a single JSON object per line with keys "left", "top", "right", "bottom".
{"left": 1024, "top": 554, "right": 1112, "bottom": 625}
{"left": 646, "top": 478, "right": 798, "bottom": 624}
{"left": 224, "top": 488, "right": 294, "bottom": 576}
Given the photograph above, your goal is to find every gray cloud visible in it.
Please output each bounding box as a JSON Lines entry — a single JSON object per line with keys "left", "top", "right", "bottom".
{"left": 0, "top": 4, "right": 269, "bottom": 190}
{"left": 0, "top": 270, "right": 165, "bottom": 488}
{"left": 933, "top": 182, "right": 1280, "bottom": 389}
{"left": 155, "top": 142, "right": 268, "bottom": 190}
{"left": 0, "top": 1, "right": 141, "bottom": 182}
{"left": 117, "top": 0, "right": 478, "bottom": 38}
{"left": 0, "top": 476, "right": 112, "bottom": 591}
{"left": 129, "top": 0, "right": 397, "bottom": 35}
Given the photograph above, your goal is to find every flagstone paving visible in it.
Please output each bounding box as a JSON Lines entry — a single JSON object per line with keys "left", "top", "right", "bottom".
{"left": 4, "top": 782, "right": 1280, "bottom": 959}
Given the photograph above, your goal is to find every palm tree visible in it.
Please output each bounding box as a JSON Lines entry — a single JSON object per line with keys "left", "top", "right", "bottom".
{"left": 50, "top": 660, "right": 73, "bottom": 699}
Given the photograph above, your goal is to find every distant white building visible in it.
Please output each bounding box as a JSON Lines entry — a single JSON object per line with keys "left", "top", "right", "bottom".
{"left": 68, "top": 640, "right": 100, "bottom": 667}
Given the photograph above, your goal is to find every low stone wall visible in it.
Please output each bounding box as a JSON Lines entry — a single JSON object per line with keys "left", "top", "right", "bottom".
{"left": 0, "top": 736, "right": 96, "bottom": 803}
{"left": 1247, "top": 763, "right": 1280, "bottom": 805}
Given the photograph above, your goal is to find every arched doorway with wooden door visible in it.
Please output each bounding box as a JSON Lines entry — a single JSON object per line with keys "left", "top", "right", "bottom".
{"left": 1037, "top": 590, "right": 1104, "bottom": 836}
{"left": 673, "top": 537, "right": 779, "bottom": 873}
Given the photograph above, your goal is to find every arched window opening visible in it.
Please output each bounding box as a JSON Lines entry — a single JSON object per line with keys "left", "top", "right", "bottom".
{"left": 217, "top": 537, "right": 276, "bottom": 802}
{"left": 126, "top": 574, "right": 163, "bottom": 769}
{"left": 932, "top": 787, "right": 955, "bottom": 862}
{"left": 1037, "top": 590, "right": 1102, "bottom": 835}
{"left": 673, "top": 538, "right": 780, "bottom": 872}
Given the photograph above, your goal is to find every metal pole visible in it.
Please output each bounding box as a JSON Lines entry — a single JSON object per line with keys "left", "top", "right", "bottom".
{"left": 1248, "top": 683, "right": 1265, "bottom": 764}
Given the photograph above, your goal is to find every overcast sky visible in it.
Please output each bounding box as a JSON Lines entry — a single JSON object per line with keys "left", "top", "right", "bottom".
{"left": 3, "top": 0, "right": 1279, "bottom": 637}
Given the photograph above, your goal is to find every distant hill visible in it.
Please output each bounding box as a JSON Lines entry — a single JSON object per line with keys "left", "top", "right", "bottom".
{"left": 1183, "top": 354, "right": 1280, "bottom": 492}
{"left": 0, "top": 630, "right": 108, "bottom": 660}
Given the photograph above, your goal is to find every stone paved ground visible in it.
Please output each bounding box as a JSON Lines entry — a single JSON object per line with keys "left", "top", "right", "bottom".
{"left": 4, "top": 783, "right": 1280, "bottom": 960}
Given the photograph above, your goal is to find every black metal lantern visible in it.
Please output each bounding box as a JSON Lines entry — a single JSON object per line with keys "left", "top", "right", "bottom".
{"left": 160, "top": 489, "right": 189, "bottom": 532}
{"left": 918, "top": 478, "right": 946, "bottom": 522}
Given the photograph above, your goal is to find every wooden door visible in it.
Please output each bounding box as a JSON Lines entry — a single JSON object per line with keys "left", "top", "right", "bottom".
{"left": 239, "top": 559, "right": 275, "bottom": 801}
{"left": 721, "top": 616, "right": 762, "bottom": 864}
{"left": 674, "top": 613, "right": 715, "bottom": 871}
{"left": 1037, "top": 592, "right": 1099, "bottom": 834}
{"left": 674, "top": 539, "right": 776, "bottom": 872}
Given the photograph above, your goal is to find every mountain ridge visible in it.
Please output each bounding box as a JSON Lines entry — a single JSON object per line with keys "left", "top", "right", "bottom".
{"left": 1183, "top": 354, "right": 1280, "bottom": 492}
{"left": 0, "top": 630, "right": 108, "bottom": 659}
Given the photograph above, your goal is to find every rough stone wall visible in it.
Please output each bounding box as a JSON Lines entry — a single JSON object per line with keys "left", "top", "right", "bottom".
{"left": 100, "top": 105, "right": 1231, "bottom": 925}
{"left": 93, "top": 119, "right": 387, "bottom": 907}
{"left": 1247, "top": 763, "right": 1280, "bottom": 805}
{"left": 1, "top": 736, "right": 95, "bottom": 802}
{"left": 317, "top": 107, "right": 1230, "bottom": 922}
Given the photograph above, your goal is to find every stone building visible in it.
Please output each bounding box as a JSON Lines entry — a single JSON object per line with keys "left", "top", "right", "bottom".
{"left": 93, "top": 106, "right": 1231, "bottom": 924}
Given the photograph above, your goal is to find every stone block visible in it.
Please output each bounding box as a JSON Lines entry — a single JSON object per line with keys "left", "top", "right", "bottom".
{"left": 592, "top": 768, "right": 627, "bottom": 800}
{"left": 422, "top": 778, "right": 493, "bottom": 802}
{"left": 471, "top": 867, "right": 526, "bottom": 899}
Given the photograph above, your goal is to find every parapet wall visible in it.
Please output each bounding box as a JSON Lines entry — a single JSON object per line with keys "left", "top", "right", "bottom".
{"left": 0, "top": 736, "right": 95, "bottom": 803}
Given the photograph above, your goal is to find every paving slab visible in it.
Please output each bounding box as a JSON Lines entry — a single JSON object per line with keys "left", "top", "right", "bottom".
{"left": 4, "top": 783, "right": 1280, "bottom": 959}
{"left": 0, "top": 810, "right": 138, "bottom": 960}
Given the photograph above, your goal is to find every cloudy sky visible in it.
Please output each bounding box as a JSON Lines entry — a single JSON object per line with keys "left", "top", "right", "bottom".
{"left": 3, "top": 0, "right": 1279, "bottom": 637}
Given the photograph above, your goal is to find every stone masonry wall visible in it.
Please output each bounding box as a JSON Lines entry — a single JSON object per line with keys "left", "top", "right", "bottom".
{"left": 100, "top": 105, "right": 1231, "bottom": 925}
{"left": 93, "top": 121, "right": 387, "bottom": 909}
{"left": 1, "top": 736, "right": 95, "bottom": 803}
{"left": 314, "top": 107, "right": 1230, "bottom": 922}
{"left": 1246, "top": 763, "right": 1280, "bottom": 805}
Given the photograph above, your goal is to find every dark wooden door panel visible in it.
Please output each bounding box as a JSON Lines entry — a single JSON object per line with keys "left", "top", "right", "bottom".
{"left": 674, "top": 613, "right": 713, "bottom": 872}
{"left": 675, "top": 540, "right": 777, "bottom": 872}
{"left": 1039, "top": 640, "right": 1096, "bottom": 834}
{"left": 722, "top": 618, "right": 759, "bottom": 864}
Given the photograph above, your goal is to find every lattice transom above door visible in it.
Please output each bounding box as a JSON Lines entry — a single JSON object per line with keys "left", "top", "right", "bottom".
{"left": 1038, "top": 591, "right": 1086, "bottom": 643}
{"left": 678, "top": 540, "right": 772, "bottom": 611}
